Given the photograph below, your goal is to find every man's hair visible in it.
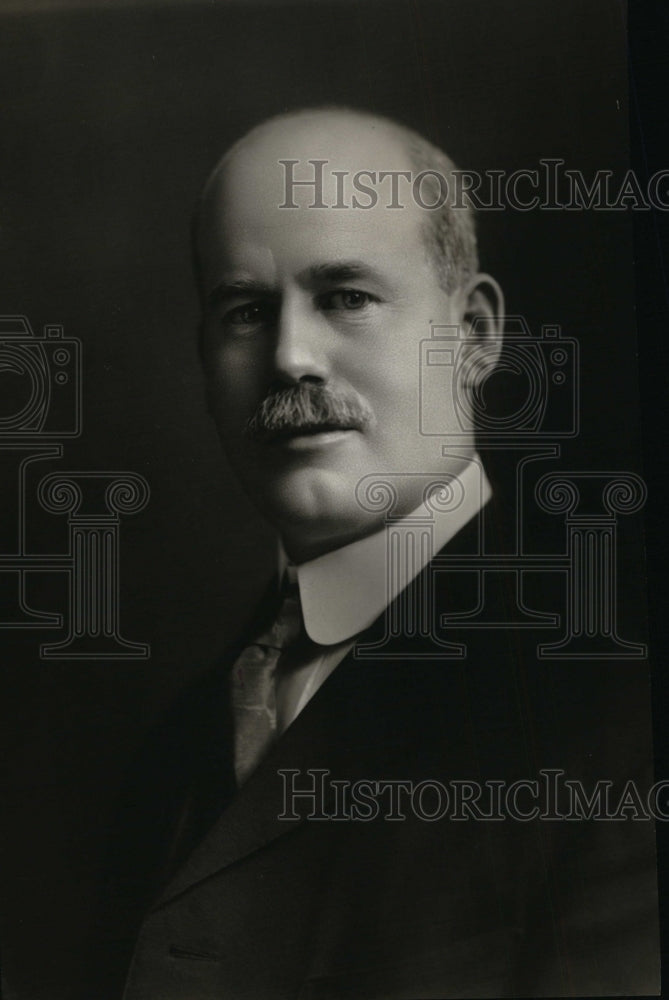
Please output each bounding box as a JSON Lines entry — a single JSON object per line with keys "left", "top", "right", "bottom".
{"left": 192, "top": 105, "right": 479, "bottom": 301}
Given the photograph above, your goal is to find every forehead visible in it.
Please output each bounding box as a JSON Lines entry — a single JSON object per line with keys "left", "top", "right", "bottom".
{"left": 197, "top": 116, "right": 430, "bottom": 290}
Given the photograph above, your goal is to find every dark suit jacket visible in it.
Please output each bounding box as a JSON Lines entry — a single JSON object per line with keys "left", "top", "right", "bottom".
{"left": 93, "top": 506, "right": 660, "bottom": 999}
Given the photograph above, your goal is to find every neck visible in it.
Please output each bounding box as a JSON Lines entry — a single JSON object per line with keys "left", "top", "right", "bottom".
{"left": 275, "top": 454, "right": 478, "bottom": 564}
{"left": 279, "top": 518, "right": 385, "bottom": 564}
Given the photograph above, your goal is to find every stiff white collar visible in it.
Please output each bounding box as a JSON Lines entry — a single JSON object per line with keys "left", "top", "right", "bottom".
{"left": 280, "top": 456, "right": 491, "bottom": 645}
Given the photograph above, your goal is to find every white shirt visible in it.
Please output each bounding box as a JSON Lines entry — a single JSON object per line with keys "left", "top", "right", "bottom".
{"left": 275, "top": 456, "right": 491, "bottom": 734}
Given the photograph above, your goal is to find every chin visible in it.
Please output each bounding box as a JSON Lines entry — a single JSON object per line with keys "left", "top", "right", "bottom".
{"left": 258, "top": 471, "right": 379, "bottom": 557}
{"left": 265, "top": 481, "right": 349, "bottom": 529}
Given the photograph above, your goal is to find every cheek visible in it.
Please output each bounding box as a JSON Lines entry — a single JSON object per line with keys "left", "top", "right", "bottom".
{"left": 205, "top": 351, "right": 261, "bottom": 414}
{"left": 355, "top": 351, "right": 421, "bottom": 416}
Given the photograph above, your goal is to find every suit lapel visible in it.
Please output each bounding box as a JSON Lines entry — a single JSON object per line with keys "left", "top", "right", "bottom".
{"left": 153, "top": 507, "right": 496, "bottom": 907}
{"left": 154, "top": 649, "right": 367, "bottom": 904}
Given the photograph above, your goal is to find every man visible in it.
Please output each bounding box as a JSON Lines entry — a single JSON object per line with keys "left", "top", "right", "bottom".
{"left": 116, "top": 108, "right": 659, "bottom": 998}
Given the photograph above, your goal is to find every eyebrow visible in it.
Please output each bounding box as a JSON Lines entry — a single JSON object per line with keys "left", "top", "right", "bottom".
{"left": 206, "top": 260, "right": 389, "bottom": 307}
{"left": 304, "top": 261, "right": 386, "bottom": 284}
{"left": 207, "top": 278, "right": 277, "bottom": 308}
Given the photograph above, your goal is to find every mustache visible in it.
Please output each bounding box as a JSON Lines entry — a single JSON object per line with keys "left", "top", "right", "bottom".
{"left": 244, "top": 382, "right": 374, "bottom": 441}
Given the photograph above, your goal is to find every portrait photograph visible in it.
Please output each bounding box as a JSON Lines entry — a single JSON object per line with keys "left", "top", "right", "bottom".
{"left": 1, "top": 0, "right": 667, "bottom": 997}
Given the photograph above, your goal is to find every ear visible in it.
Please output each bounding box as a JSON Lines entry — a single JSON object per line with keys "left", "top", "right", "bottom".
{"left": 455, "top": 273, "right": 505, "bottom": 391}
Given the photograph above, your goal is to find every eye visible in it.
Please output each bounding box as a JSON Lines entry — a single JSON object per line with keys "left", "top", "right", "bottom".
{"left": 319, "top": 289, "right": 376, "bottom": 311}
{"left": 222, "top": 301, "right": 277, "bottom": 328}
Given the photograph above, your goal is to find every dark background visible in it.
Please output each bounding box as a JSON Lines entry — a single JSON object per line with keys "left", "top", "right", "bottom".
{"left": 0, "top": 0, "right": 666, "bottom": 996}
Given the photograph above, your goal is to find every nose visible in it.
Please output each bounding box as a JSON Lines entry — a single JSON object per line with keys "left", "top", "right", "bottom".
{"left": 271, "top": 293, "right": 329, "bottom": 385}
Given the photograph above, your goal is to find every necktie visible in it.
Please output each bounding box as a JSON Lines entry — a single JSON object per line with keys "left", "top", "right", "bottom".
{"left": 230, "top": 573, "right": 302, "bottom": 787}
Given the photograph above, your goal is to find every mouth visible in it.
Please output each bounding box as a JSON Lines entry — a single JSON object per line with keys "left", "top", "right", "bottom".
{"left": 260, "top": 423, "right": 358, "bottom": 448}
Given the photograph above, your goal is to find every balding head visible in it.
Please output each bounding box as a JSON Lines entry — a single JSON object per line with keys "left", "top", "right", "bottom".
{"left": 193, "top": 106, "right": 478, "bottom": 302}
{"left": 194, "top": 105, "right": 502, "bottom": 561}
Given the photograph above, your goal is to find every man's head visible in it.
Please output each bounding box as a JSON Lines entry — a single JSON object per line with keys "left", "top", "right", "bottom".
{"left": 194, "top": 107, "right": 503, "bottom": 562}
